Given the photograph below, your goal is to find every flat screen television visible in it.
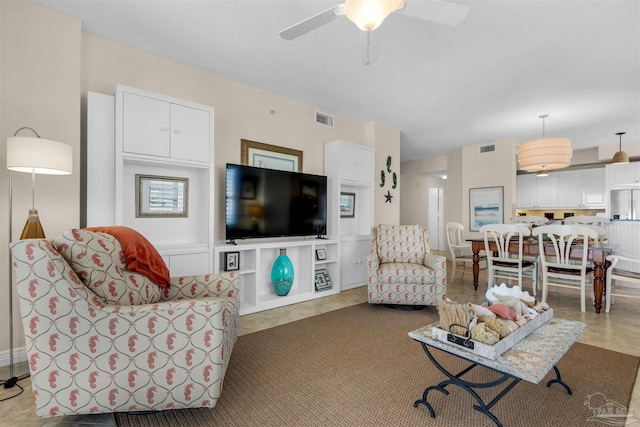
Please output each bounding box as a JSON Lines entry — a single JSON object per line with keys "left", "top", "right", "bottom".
{"left": 225, "top": 163, "right": 327, "bottom": 242}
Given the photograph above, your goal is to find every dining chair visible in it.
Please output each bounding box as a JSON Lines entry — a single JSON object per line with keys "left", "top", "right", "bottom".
{"left": 581, "top": 224, "right": 606, "bottom": 247}
{"left": 479, "top": 223, "right": 538, "bottom": 296}
{"left": 513, "top": 215, "right": 549, "bottom": 226}
{"left": 446, "top": 222, "right": 486, "bottom": 283}
{"left": 563, "top": 215, "right": 610, "bottom": 227}
{"left": 532, "top": 224, "right": 599, "bottom": 312}
{"left": 605, "top": 254, "right": 640, "bottom": 313}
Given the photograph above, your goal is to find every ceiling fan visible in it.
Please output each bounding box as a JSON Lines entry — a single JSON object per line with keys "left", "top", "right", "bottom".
{"left": 279, "top": 0, "right": 469, "bottom": 41}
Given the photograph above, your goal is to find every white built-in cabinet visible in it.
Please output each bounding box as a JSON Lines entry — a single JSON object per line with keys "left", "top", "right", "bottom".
{"left": 340, "top": 236, "right": 370, "bottom": 290}
{"left": 122, "top": 91, "right": 210, "bottom": 162}
{"left": 325, "top": 140, "right": 374, "bottom": 290}
{"left": 88, "top": 85, "right": 215, "bottom": 277}
{"left": 607, "top": 162, "right": 640, "bottom": 186}
{"left": 339, "top": 143, "right": 375, "bottom": 184}
{"left": 213, "top": 239, "right": 340, "bottom": 316}
{"left": 516, "top": 167, "right": 606, "bottom": 209}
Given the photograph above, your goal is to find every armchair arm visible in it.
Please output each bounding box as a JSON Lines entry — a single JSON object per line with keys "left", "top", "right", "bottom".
{"left": 367, "top": 240, "right": 379, "bottom": 276}
{"left": 424, "top": 252, "right": 447, "bottom": 275}
{"left": 164, "top": 272, "right": 240, "bottom": 301}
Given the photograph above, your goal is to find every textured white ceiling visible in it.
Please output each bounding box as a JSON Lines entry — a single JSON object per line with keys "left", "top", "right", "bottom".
{"left": 35, "top": 0, "right": 640, "bottom": 161}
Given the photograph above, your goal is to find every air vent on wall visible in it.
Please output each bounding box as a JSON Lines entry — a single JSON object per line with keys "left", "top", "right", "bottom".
{"left": 479, "top": 144, "right": 496, "bottom": 153}
{"left": 315, "top": 111, "right": 334, "bottom": 128}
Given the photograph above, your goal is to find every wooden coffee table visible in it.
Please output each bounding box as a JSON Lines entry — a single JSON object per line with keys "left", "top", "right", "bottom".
{"left": 408, "top": 318, "right": 587, "bottom": 427}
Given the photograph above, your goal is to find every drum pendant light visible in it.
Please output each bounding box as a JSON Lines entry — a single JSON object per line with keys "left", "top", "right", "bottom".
{"left": 518, "top": 114, "right": 572, "bottom": 175}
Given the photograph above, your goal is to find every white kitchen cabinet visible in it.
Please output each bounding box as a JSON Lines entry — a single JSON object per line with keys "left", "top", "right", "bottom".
{"left": 517, "top": 168, "right": 605, "bottom": 209}
{"left": 557, "top": 168, "right": 605, "bottom": 208}
{"left": 340, "top": 237, "right": 370, "bottom": 290}
{"left": 516, "top": 174, "right": 537, "bottom": 208}
{"left": 535, "top": 173, "right": 558, "bottom": 207}
{"left": 122, "top": 90, "right": 210, "bottom": 163}
{"left": 608, "top": 162, "right": 640, "bottom": 186}
{"left": 214, "top": 239, "right": 339, "bottom": 315}
{"left": 516, "top": 173, "right": 558, "bottom": 208}
{"left": 581, "top": 168, "right": 606, "bottom": 207}
{"left": 557, "top": 170, "right": 582, "bottom": 207}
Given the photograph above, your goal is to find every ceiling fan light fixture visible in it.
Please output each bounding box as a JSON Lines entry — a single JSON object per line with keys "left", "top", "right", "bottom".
{"left": 344, "top": 0, "right": 402, "bottom": 31}
{"left": 612, "top": 132, "right": 629, "bottom": 164}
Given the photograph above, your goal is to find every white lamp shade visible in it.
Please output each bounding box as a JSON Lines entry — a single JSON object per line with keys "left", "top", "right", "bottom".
{"left": 344, "top": 0, "right": 400, "bottom": 31}
{"left": 517, "top": 137, "right": 572, "bottom": 172}
{"left": 7, "top": 136, "right": 72, "bottom": 175}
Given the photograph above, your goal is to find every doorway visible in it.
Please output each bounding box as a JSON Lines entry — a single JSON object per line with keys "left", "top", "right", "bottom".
{"left": 428, "top": 187, "right": 444, "bottom": 251}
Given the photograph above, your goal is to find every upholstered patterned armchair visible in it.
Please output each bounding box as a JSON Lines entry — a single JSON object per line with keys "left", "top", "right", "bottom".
{"left": 367, "top": 224, "right": 447, "bottom": 306}
{"left": 10, "top": 228, "right": 239, "bottom": 418}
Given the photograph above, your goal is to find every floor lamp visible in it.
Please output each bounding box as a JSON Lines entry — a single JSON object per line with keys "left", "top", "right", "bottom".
{"left": 3, "top": 127, "right": 72, "bottom": 392}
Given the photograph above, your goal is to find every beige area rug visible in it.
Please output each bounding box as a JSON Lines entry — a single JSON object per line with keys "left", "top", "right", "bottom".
{"left": 116, "top": 303, "right": 639, "bottom": 427}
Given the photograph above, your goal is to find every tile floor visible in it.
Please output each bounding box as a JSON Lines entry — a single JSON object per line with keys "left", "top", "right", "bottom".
{"left": 1, "top": 265, "right": 639, "bottom": 426}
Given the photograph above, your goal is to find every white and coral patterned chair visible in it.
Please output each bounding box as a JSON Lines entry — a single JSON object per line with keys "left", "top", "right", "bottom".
{"left": 367, "top": 224, "right": 447, "bottom": 306}
{"left": 10, "top": 228, "right": 240, "bottom": 418}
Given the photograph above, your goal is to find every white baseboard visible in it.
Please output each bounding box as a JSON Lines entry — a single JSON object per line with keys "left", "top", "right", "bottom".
{"left": 0, "top": 347, "right": 28, "bottom": 369}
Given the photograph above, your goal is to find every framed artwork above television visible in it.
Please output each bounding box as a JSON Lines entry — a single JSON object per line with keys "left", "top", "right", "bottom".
{"left": 241, "top": 139, "right": 303, "bottom": 172}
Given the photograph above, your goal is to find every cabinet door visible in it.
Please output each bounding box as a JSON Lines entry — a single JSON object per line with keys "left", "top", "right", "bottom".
{"left": 609, "top": 163, "right": 637, "bottom": 185}
{"left": 535, "top": 173, "right": 558, "bottom": 207}
{"left": 170, "top": 104, "right": 211, "bottom": 162}
{"left": 354, "top": 239, "right": 370, "bottom": 285}
{"left": 169, "top": 252, "right": 210, "bottom": 277}
{"left": 516, "top": 174, "right": 536, "bottom": 208}
{"left": 339, "top": 145, "right": 374, "bottom": 184}
{"left": 340, "top": 240, "right": 357, "bottom": 288}
{"left": 582, "top": 168, "right": 606, "bottom": 207}
{"left": 123, "top": 92, "right": 171, "bottom": 157}
{"left": 339, "top": 145, "right": 361, "bottom": 182}
{"left": 356, "top": 148, "right": 374, "bottom": 184}
{"left": 557, "top": 170, "right": 583, "bottom": 207}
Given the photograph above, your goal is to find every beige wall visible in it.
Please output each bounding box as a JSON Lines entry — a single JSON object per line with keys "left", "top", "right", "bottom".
{"left": 1, "top": 1, "right": 81, "bottom": 362}
{"left": 400, "top": 175, "right": 445, "bottom": 227}
{"left": 402, "top": 139, "right": 518, "bottom": 260}
{"left": 401, "top": 154, "right": 447, "bottom": 176}
{"left": 461, "top": 138, "right": 518, "bottom": 229}
{"left": 367, "top": 121, "right": 401, "bottom": 226}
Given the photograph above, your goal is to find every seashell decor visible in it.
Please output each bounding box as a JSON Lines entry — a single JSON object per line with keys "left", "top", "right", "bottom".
{"left": 485, "top": 283, "right": 535, "bottom": 304}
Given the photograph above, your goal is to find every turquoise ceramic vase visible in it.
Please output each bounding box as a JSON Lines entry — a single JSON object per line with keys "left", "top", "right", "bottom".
{"left": 271, "top": 248, "right": 294, "bottom": 296}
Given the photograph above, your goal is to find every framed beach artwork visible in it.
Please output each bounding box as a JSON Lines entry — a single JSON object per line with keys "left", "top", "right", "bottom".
{"left": 241, "top": 139, "right": 303, "bottom": 172}
{"left": 340, "top": 192, "right": 356, "bottom": 218}
{"left": 135, "top": 174, "right": 188, "bottom": 218}
{"left": 469, "top": 186, "right": 504, "bottom": 231}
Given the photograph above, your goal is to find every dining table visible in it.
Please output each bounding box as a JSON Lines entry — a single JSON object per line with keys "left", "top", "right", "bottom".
{"left": 469, "top": 238, "right": 615, "bottom": 313}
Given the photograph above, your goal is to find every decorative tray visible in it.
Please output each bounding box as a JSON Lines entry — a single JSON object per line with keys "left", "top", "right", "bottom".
{"left": 431, "top": 308, "right": 554, "bottom": 360}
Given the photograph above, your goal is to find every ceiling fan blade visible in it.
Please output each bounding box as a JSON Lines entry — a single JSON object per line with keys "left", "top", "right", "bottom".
{"left": 279, "top": 4, "right": 345, "bottom": 40}
{"left": 397, "top": 0, "right": 469, "bottom": 26}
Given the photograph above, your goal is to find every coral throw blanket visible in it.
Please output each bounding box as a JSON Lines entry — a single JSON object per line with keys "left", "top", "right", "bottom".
{"left": 85, "top": 226, "right": 171, "bottom": 289}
